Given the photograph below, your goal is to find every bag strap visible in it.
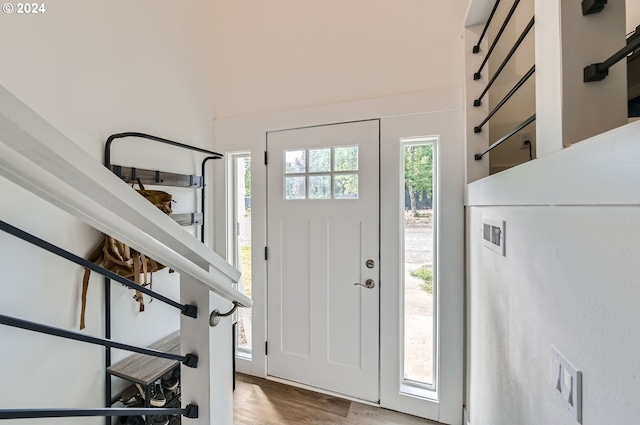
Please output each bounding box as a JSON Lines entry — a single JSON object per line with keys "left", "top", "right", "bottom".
{"left": 133, "top": 178, "right": 146, "bottom": 191}
{"left": 132, "top": 254, "right": 144, "bottom": 312}
{"left": 102, "top": 237, "right": 134, "bottom": 269}
{"left": 141, "top": 253, "right": 153, "bottom": 305}
{"left": 79, "top": 239, "right": 106, "bottom": 330}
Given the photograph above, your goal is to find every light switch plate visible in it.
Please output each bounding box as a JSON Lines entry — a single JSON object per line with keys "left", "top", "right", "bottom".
{"left": 551, "top": 346, "right": 582, "bottom": 423}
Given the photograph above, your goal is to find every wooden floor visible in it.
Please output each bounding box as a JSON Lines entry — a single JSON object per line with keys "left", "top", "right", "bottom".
{"left": 234, "top": 374, "right": 439, "bottom": 425}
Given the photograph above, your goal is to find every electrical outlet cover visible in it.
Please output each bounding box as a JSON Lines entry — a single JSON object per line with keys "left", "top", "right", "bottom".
{"left": 519, "top": 132, "right": 532, "bottom": 149}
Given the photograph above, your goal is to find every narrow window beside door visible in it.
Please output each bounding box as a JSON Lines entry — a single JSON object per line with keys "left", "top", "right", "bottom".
{"left": 402, "top": 139, "right": 437, "bottom": 391}
{"left": 230, "top": 154, "right": 252, "bottom": 355}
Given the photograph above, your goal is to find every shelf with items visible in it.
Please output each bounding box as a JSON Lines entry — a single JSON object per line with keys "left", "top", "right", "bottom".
{"left": 102, "top": 133, "right": 224, "bottom": 425}
{"left": 108, "top": 331, "right": 182, "bottom": 425}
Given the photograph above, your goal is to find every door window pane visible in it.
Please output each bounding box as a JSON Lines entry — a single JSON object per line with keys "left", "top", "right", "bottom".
{"left": 334, "top": 174, "right": 358, "bottom": 199}
{"left": 283, "top": 146, "right": 360, "bottom": 200}
{"left": 285, "top": 176, "right": 306, "bottom": 199}
{"left": 285, "top": 150, "right": 306, "bottom": 174}
{"left": 309, "top": 149, "right": 331, "bottom": 173}
{"left": 309, "top": 175, "right": 331, "bottom": 199}
{"left": 334, "top": 146, "right": 359, "bottom": 171}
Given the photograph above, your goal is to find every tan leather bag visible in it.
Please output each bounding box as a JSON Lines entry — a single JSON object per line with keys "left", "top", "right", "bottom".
{"left": 79, "top": 181, "right": 173, "bottom": 329}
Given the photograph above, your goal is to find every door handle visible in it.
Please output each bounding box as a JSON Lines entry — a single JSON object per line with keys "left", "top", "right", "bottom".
{"left": 354, "top": 279, "right": 375, "bottom": 289}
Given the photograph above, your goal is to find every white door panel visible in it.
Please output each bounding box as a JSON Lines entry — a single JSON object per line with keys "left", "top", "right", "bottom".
{"left": 267, "top": 120, "right": 379, "bottom": 401}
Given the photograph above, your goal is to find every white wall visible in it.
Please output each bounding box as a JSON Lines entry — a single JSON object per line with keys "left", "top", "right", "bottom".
{"left": 212, "top": 0, "right": 470, "bottom": 118}
{"left": 627, "top": 0, "right": 640, "bottom": 32}
{"left": 0, "top": 1, "right": 217, "bottom": 423}
{"left": 467, "top": 206, "right": 640, "bottom": 425}
{"left": 465, "top": 121, "right": 640, "bottom": 425}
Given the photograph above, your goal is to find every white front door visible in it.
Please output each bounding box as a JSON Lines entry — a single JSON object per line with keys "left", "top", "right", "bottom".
{"left": 266, "top": 120, "right": 379, "bottom": 401}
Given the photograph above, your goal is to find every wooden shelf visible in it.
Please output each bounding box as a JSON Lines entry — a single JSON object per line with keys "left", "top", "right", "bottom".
{"left": 107, "top": 330, "right": 180, "bottom": 386}
{"left": 171, "top": 213, "right": 203, "bottom": 226}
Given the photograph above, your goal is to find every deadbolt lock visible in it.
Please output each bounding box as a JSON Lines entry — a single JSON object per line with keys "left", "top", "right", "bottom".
{"left": 366, "top": 259, "right": 375, "bottom": 269}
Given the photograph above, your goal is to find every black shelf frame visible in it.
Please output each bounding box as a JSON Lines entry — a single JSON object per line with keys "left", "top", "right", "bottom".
{"left": 103, "top": 133, "right": 223, "bottom": 425}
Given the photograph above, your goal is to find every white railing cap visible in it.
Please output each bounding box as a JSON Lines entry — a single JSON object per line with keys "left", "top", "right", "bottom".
{"left": 0, "top": 84, "right": 252, "bottom": 308}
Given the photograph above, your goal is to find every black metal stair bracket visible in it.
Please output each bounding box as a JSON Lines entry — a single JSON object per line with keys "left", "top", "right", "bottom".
{"left": 475, "top": 114, "right": 536, "bottom": 160}
{"left": 0, "top": 220, "right": 197, "bottom": 319}
{"left": 201, "top": 155, "right": 221, "bottom": 243}
{"left": 584, "top": 35, "right": 640, "bottom": 82}
{"left": 474, "top": 65, "right": 535, "bottom": 133}
{"left": 582, "top": 0, "right": 607, "bottom": 15}
{"left": 473, "top": 0, "right": 502, "bottom": 54}
{"left": 474, "top": 16, "right": 534, "bottom": 107}
{"left": 0, "top": 314, "right": 198, "bottom": 368}
{"left": 474, "top": 0, "right": 522, "bottom": 80}
{"left": 0, "top": 405, "right": 198, "bottom": 420}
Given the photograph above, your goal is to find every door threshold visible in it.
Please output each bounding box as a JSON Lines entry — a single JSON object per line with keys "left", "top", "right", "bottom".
{"left": 265, "top": 375, "right": 381, "bottom": 406}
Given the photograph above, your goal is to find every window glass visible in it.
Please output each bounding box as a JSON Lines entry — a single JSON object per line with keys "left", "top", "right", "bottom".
{"left": 309, "top": 175, "right": 331, "bottom": 199}
{"left": 230, "top": 154, "right": 252, "bottom": 355}
{"left": 285, "top": 176, "right": 306, "bottom": 199}
{"left": 334, "top": 146, "right": 358, "bottom": 171}
{"left": 334, "top": 174, "right": 358, "bottom": 199}
{"left": 309, "top": 149, "right": 331, "bottom": 173}
{"left": 284, "top": 146, "right": 360, "bottom": 200}
{"left": 285, "top": 150, "right": 306, "bottom": 174}
{"left": 402, "top": 141, "right": 435, "bottom": 387}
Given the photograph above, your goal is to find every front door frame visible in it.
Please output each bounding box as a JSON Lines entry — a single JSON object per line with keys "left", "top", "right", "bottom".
{"left": 212, "top": 89, "right": 464, "bottom": 424}
{"left": 265, "top": 120, "right": 381, "bottom": 401}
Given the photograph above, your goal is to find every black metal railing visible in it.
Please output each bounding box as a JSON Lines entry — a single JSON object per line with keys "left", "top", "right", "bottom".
{"left": 0, "top": 314, "right": 198, "bottom": 367}
{"left": 474, "top": 114, "right": 536, "bottom": 160}
{"left": 0, "top": 406, "right": 198, "bottom": 420}
{"left": 474, "top": 65, "right": 535, "bottom": 133}
{"left": 105, "top": 132, "right": 222, "bottom": 166}
{"left": 0, "top": 220, "right": 197, "bottom": 318}
{"left": 584, "top": 32, "right": 640, "bottom": 82}
{"left": 0, "top": 221, "right": 202, "bottom": 421}
{"left": 474, "top": 17, "right": 534, "bottom": 106}
{"left": 472, "top": 0, "right": 502, "bottom": 54}
{"left": 473, "top": 0, "right": 522, "bottom": 80}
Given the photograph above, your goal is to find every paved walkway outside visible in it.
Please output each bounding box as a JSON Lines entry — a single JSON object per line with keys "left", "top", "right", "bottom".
{"left": 404, "top": 211, "right": 434, "bottom": 384}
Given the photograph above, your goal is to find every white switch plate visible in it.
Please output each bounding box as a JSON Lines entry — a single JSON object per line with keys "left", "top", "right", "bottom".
{"left": 481, "top": 217, "right": 505, "bottom": 256}
{"left": 551, "top": 346, "right": 582, "bottom": 424}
